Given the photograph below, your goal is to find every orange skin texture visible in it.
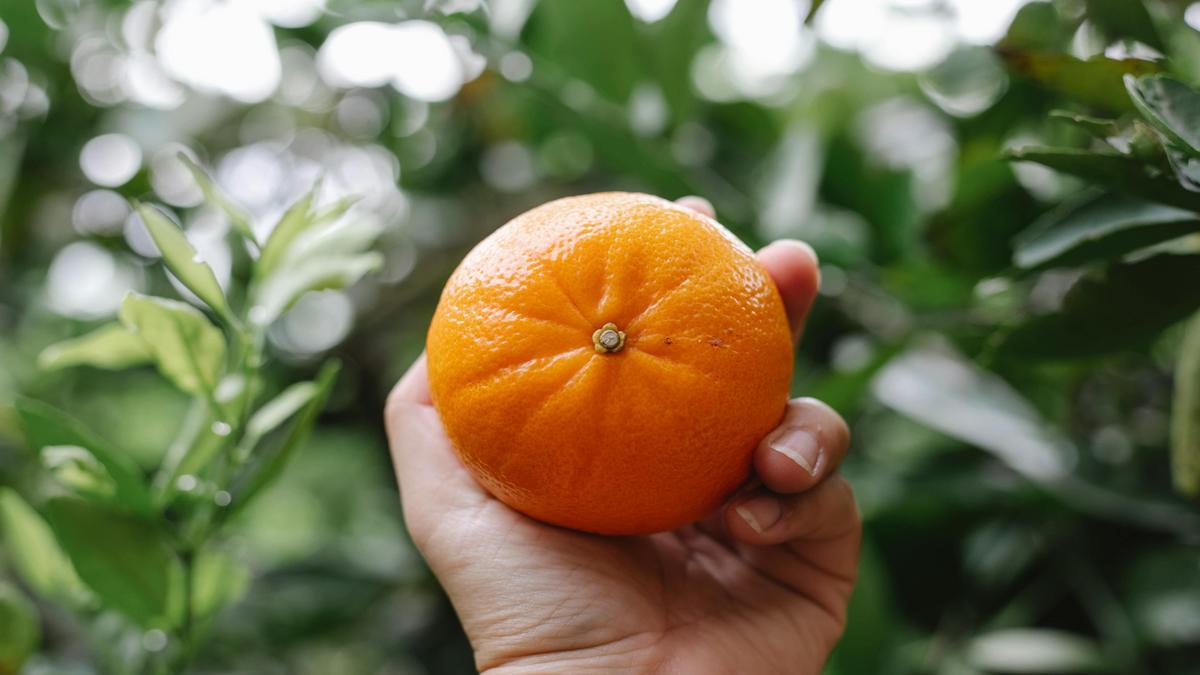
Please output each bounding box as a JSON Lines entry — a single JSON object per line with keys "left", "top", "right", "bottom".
{"left": 426, "top": 192, "right": 794, "bottom": 535}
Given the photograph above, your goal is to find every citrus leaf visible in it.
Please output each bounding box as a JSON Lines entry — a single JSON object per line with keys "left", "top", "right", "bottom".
{"left": 999, "top": 51, "right": 1160, "bottom": 112}
{"left": 1007, "top": 146, "right": 1200, "bottom": 212}
{"left": 0, "top": 488, "right": 88, "bottom": 604}
{"left": 1083, "top": 0, "right": 1162, "bottom": 50}
{"left": 37, "top": 323, "right": 151, "bottom": 371}
{"left": 1049, "top": 110, "right": 1121, "bottom": 140}
{"left": 1172, "top": 311, "right": 1200, "bottom": 498}
{"left": 872, "top": 343, "right": 1073, "bottom": 481}
{"left": 1126, "top": 75, "right": 1200, "bottom": 157}
{"left": 250, "top": 253, "right": 382, "bottom": 326}
{"left": 43, "top": 497, "right": 182, "bottom": 628}
{"left": 0, "top": 582, "right": 39, "bottom": 675}
{"left": 281, "top": 214, "right": 382, "bottom": 268}
{"left": 154, "top": 399, "right": 231, "bottom": 504}
{"left": 223, "top": 360, "right": 339, "bottom": 520}
{"left": 16, "top": 398, "right": 153, "bottom": 514}
{"left": 134, "top": 203, "right": 232, "bottom": 321}
{"left": 1014, "top": 192, "right": 1200, "bottom": 269}
{"left": 119, "top": 293, "right": 227, "bottom": 398}
{"left": 997, "top": 254, "right": 1200, "bottom": 358}
{"left": 966, "top": 629, "right": 1107, "bottom": 673}
{"left": 243, "top": 381, "right": 319, "bottom": 448}
{"left": 192, "top": 549, "right": 248, "bottom": 619}
{"left": 177, "top": 153, "right": 259, "bottom": 246}
{"left": 256, "top": 186, "right": 318, "bottom": 280}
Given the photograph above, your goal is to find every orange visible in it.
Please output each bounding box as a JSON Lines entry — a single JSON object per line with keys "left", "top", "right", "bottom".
{"left": 426, "top": 193, "right": 794, "bottom": 535}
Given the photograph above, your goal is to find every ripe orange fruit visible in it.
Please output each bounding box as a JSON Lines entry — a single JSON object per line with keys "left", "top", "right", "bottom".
{"left": 426, "top": 193, "right": 793, "bottom": 535}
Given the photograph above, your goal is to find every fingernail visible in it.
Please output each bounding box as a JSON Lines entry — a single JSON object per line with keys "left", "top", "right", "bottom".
{"left": 736, "top": 497, "right": 781, "bottom": 534}
{"left": 768, "top": 427, "right": 822, "bottom": 476}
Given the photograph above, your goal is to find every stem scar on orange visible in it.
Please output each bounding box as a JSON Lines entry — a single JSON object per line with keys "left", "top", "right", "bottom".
{"left": 426, "top": 193, "right": 794, "bottom": 535}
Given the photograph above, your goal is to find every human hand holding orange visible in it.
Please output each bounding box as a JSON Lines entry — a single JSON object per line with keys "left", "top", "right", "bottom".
{"left": 385, "top": 196, "right": 859, "bottom": 673}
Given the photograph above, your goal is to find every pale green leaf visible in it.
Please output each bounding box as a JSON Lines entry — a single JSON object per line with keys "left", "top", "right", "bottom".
{"left": 966, "top": 629, "right": 1107, "bottom": 673}
{"left": 44, "top": 498, "right": 183, "bottom": 628}
{"left": 223, "top": 360, "right": 339, "bottom": 519}
{"left": 178, "top": 154, "right": 259, "bottom": 245}
{"left": 119, "top": 293, "right": 227, "bottom": 398}
{"left": 244, "top": 381, "right": 318, "bottom": 447}
{"left": 282, "top": 216, "right": 383, "bottom": 267}
{"left": 135, "top": 203, "right": 232, "bottom": 320}
{"left": 38, "top": 323, "right": 151, "bottom": 371}
{"left": 1172, "top": 311, "right": 1200, "bottom": 498}
{"left": 256, "top": 186, "right": 318, "bottom": 280}
{"left": 192, "top": 549, "right": 248, "bottom": 619}
{"left": 0, "top": 488, "right": 88, "bottom": 604}
{"left": 250, "top": 253, "right": 382, "bottom": 326}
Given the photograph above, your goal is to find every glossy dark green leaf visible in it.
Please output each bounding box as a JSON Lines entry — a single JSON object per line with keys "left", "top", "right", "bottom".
{"left": 1172, "top": 311, "right": 1200, "bottom": 498}
{"left": 997, "top": 254, "right": 1200, "bottom": 358}
{"left": 0, "top": 582, "right": 39, "bottom": 675}
{"left": 44, "top": 498, "right": 182, "bottom": 628}
{"left": 1014, "top": 192, "right": 1200, "bottom": 269}
{"left": 1126, "top": 76, "right": 1200, "bottom": 157}
{"left": 0, "top": 488, "right": 87, "bottom": 603}
{"left": 1083, "top": 0, "right": 1162, "bottom": 49}
{"left": 178, "top": 153, "right": 259, "bottom": 246}
{"left": 223, "top": 360, "right": 339, "bottom": 520}
{"left": 135, "top": 203, "right": 232, "bottom": 321}
{"left": 37, "top": 323, "right": 151, "bottom": 371}
{"left": 999, "top": 51, "right": 1160, "bottom": 112}
{"left": 1007, "top": 147, "right": 1200, "bottom": 212}
{"left": 16, "top": 398, "right": 153, "bottom": 514}
{"left": 256, "top": 186, "right": 318, "bottom": 280}
{"left": 119, "top": 293, "right": 227, "bottom": 398}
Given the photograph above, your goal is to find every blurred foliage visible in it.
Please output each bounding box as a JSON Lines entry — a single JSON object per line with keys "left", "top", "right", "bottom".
{"left": 0, "top": 0, "right": 1199, "bottom": 674}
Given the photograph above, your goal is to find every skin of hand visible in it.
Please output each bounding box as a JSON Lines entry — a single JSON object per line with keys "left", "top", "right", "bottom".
{"left": 385, "top": 196, "right": 860, "bottom": 674}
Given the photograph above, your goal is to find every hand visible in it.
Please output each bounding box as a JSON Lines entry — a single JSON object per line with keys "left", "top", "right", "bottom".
{"left": 385, "top": 196, "right": 859, "bottom": 674}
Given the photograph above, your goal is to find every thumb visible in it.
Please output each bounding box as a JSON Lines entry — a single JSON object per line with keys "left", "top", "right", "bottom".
{"left": 384, "top": 353, "right": 487, "bottom": 539}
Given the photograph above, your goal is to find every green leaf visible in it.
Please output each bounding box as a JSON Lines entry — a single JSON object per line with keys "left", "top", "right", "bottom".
{"left": 872, "top": 343, "right": 1074, "bottom": 481}
{"left": 250, "top": 253, "right": 382, "bottom": 326}
{"left": 1126, "top": 76, "right": 1200, "bottom": 157}
{"left": 997, "top": 254, "right": 1200, "bottom": 358}
{"left": 1049, "top": 110, "right": 1121, "bottom": 140}
{"left": 805, "top": 0, "right": 826, "bottom": 24}
{"left": 281, "top": 215, "right": 382, "bottom": 268}
{"left": 243, "top": 381, "right": 319, "bottom": 449}
{"left": 0, "top": 582, "right": 39, "bottom": 675}
{"left": 1083, "top": 0, "right": 1163, "bottom": 50}
{"left": 42, "top": 445, "right": 118, "bottom": 501}
{"left": 16, "top": 398, "right": 153, "bottom": 514}
{"left": 119, "top": 293, "right": 227, "bottom": 398}
{"left": 256, "top": 186, "right": 318, "bottom": 280}
{"left": 1007, "top": 147, "right": 1200, "bottom": 212}
{"left": 155, "top": 399, "right": 232, "bottom": 504}
{"left": 1172, "top": 311, "right": 1200, "bottom": 498}
{"left": 44, "top": 498, "right": 182, "bottom": 628}
{"left": 526, "top": 0, "right": 639, "bottom": 103}
{"left": 1014, "top": 192, "right": 1200, "bottom": 269}
{"left": 223, "top": 360, "right": 339, "bottom": 520}
{"left": 965, "top": 629, "right": 1107, "bottom": 673}
{"left": 0, "top": 488, "right": 87, "bottom": 603}
{"left": 38, "top": 323, "right": 151, "bottom": 371}
{"left": 178, "top": 154, "right": 259, "bottom": 246}
{"left": 135, "top": 203, "right": 232, "bottom": 321}
{"left": 192, "top": 549, "right": 248, "bottom": 619}
{"left": 999, "top": 51, "right": 1160, "bottom": 112}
